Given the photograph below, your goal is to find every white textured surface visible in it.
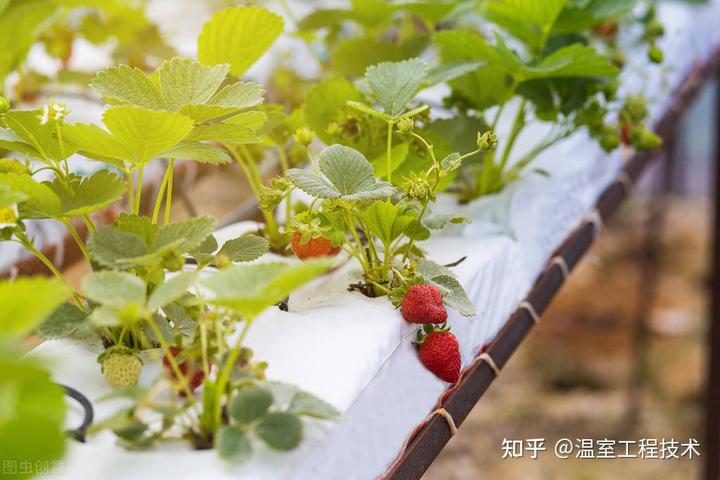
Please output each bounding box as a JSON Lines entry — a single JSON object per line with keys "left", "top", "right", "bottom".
{"left": 25, "top": 1, "right": 720, "bottom": 479}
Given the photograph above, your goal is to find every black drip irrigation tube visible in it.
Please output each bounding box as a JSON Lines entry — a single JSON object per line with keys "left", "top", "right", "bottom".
{"left": 60, "top": 384, "right": 94, "bottom": 443}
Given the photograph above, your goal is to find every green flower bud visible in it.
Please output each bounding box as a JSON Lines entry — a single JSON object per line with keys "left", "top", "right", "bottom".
{"left": 0, "top": 159, "right": 30, "bottom": 175}
{"left": 258, "top": 177, "right": 292, "bottom": 211}
{"left": 622, "top": 96, "right": 649, "bottom": 124}
{"left": 648, "top": 46, "right": 664, "bottom": 64}
{"left": 402, "top": 171, "right": 433, "bottom": 201}
{"left": 214, "top": 253, "right": 231, "bottom": 269}
{"left": 258, "top": 186, "right": 285, "bottom": 211}
{"left": 476, "top": 130, "right": 497, "bottom": 152}
{"left": 293, "top": 127, "right": 315, "bottom": 147}
{"left": 161, "top": 250, "right": 185, "bottom": 272}
{"left": 0, "top": 96, "right": 9, "bottom": 114}
{"left": 599, "top": 127, "right": 621, "bottom": 152}
{"left": 630, "top": 126, "right": 663, "bottom": 150}
{"left": 645, "top": 19, "right": 665, "bottom": 40}
{"left": 397, "top": 117, "right": 414, "bottom": 133}
{"left": 326, "top": 122, "right": 342, "bottom": 136}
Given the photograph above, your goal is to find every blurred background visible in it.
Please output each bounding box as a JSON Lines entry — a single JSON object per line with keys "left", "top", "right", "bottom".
{"left": 426, "top": 83, "right": 719, "bottom": 479}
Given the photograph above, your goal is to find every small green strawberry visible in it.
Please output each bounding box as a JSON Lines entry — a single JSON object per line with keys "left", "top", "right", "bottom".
{"left": 98, "top": 346, "right": 143, "bottom": 389}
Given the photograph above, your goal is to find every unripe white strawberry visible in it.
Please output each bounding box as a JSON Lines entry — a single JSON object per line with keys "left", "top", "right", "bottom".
{"left": 99, "top": 346, "right": 143, "bottom": 389}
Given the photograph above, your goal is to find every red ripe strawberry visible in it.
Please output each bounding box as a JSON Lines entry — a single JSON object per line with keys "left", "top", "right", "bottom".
{"left": 291, "top": 232, "right": 341, "bottom": 260}
{"left": 162, "top": 346, "right": 205, "bottom": 396}
{"left": 417, "top": 329, "right": 461, "bottom": 383}
{"left": 620, "top": 124, "right": 632, "bottom": 146}
{"left": 401, "top": 284, "right": 448, "bottom": 324}
{"left": 593, "top": 21, "right": 619, "bottom": 40}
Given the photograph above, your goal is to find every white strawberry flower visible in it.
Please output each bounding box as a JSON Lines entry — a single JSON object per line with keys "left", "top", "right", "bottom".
{"left": 39, "top": 101, "right": 69, "bottom": 125}
{"left": 0, "top": 204, "right": 18, "bottom": 228}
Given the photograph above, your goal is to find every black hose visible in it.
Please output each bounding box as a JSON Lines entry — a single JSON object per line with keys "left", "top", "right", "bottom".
{"left": 60, "top": 384, "right": 93, "bottom": 443}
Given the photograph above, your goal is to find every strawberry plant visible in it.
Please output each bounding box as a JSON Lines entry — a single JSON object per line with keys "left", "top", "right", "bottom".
{"left": 0, "top": 5, "right": 342, "bottom": 463}
{"left": 0, "top": 277, "right": 71, "bottom": 479}
{"left": 295, "top": 0, "right": 664, "bottom": 202}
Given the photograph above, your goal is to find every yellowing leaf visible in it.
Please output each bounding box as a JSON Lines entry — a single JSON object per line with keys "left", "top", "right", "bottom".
{"left": 103, "top": 106, "right": 194, "bottom": 164}
{"left": 48, "top": 171, "right": 125, "bottom": 218}
{"left": 208, "top": 81, "right": 265, "bottom": 108}
{"left": 198, "top": 6, "right": 284, "bottom": 77}
{"left": 185, "top": 124, "right": 258, "bottom": 145}
{"left": 62, "top": 123, "right": 131, "bottom": 168}
{"left": 0, "top": 173, "right": 61, "bottom": 219}
{"left": 91, "top": 65, "right": 167, "bottom": 110}
{"left": 154, "top": 58, "right": 230, "bottom": 111}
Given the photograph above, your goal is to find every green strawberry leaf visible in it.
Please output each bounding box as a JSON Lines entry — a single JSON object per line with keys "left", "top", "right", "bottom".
{"left": 102, "top": 106, "right": 194, "bottom": 164}
{"left": 0, "top": 127, "right": 39, "bottom": 158}
{"left": 435, "top": 31, "right": 517, "bottom": 109}
{"left": 424, "top": 60, "right": 487, "bottom": 87}
{"left": 201, "top": 260, "right": 331, "bottom": 318}
{"left": 147, "top": 271, "right": 197, "bottom": 312}
{"left": 432, "top": 274, "right": 477, "bottom": 317}
{"left": 91, "top": 65, "right": 167, "bottom": 110}
{"left": 552, "top": 0, "right": 634, "bottom": 35}
{"left": 216, "top": 426, "right": 252, "bottom": 464}
{"left": 158, "top": 142, "right": 232, "bottom": 165}
{"left": 0, "top": 173, "right": 61, "bottom": 219}
{"left": 225, "top": 111, "right": 269, "bottom": 131}
{"left": 48, "top": 170, "right": 125, "bottom": 218}
{"left": 83, "top": 271, "right": 146, "bottom": 309}
{"left": 156, "top": 215, "right": 216, "bottom": 253}
{"left": 0, "top": 278, "right": 69, "bottom": 341}
{"left": 88, "top": 226, "right": 149, "bottom": 269}
{"left": 524, "top": 43, "right": 619, "bottom": 79}
{"left": 304, "top": 78, "right": 362, "bottom": 145}
{"left": 483, "top": 0, "right": 568, "bottom": 53}
{"left": 36, "top": 302, "right": 94, "bottom": 340}
{"left": 424, "top": 212, "right": 469, "bottom": 230}
{"left": 0, "top": 184, "right": 27, "bottom": 209}
{"left": 61, "top": 122, "right": 131, "bottom": 168}
{"left": 286, "top": 145, "right": 396, "bottom": 202}
{"left": 178, "top": 104, "right": 241, "bottom": 123}
{"left": 198, "top": 6, "right": 284, "bottom": 78}
{"left": 153, "top": 58, "right": 229, "bottom": 111}
{"left": 229, "top": 386, "right": 274, "bottom": 424}
{"left": 256, "top": 412, "right": 303, "bottom": 451}
{"left": 359, "top": 200, "right": 417, "bottom": 247}
{"left": 330, "top": 37, "right": 428, "bottom": 77}
{"left": 287, "top": 390, "right": 341, "bottom": 420}
{"left": 184, "top": 123, "right": 258, "bottom": 145}
{"left": 218, "top": 235, "right": 269, "bottom": 263}
{"left": 0, "top": 353, "right": 67, "bottom": 480}
{"left": 114, "top": 214, "right": 158, "bottom": 250}
{"left": 3, "top": 110, "right": 76, "bottom": 163}
{"left": 365, "top": 58, "right": 428, "bottom": 118}
{"left": 416, "top": 259, "right": 476, "bottom": 316}
{"left": 208, "top": 81, "right": 265, "bottom": 108}
{"left": 190, "top": 234, "right": 219, "bottom": 265}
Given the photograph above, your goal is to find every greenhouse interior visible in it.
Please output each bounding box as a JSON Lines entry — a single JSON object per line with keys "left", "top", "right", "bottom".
{"left": 2, "top": 0, "right": 720, "bottom": 479}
